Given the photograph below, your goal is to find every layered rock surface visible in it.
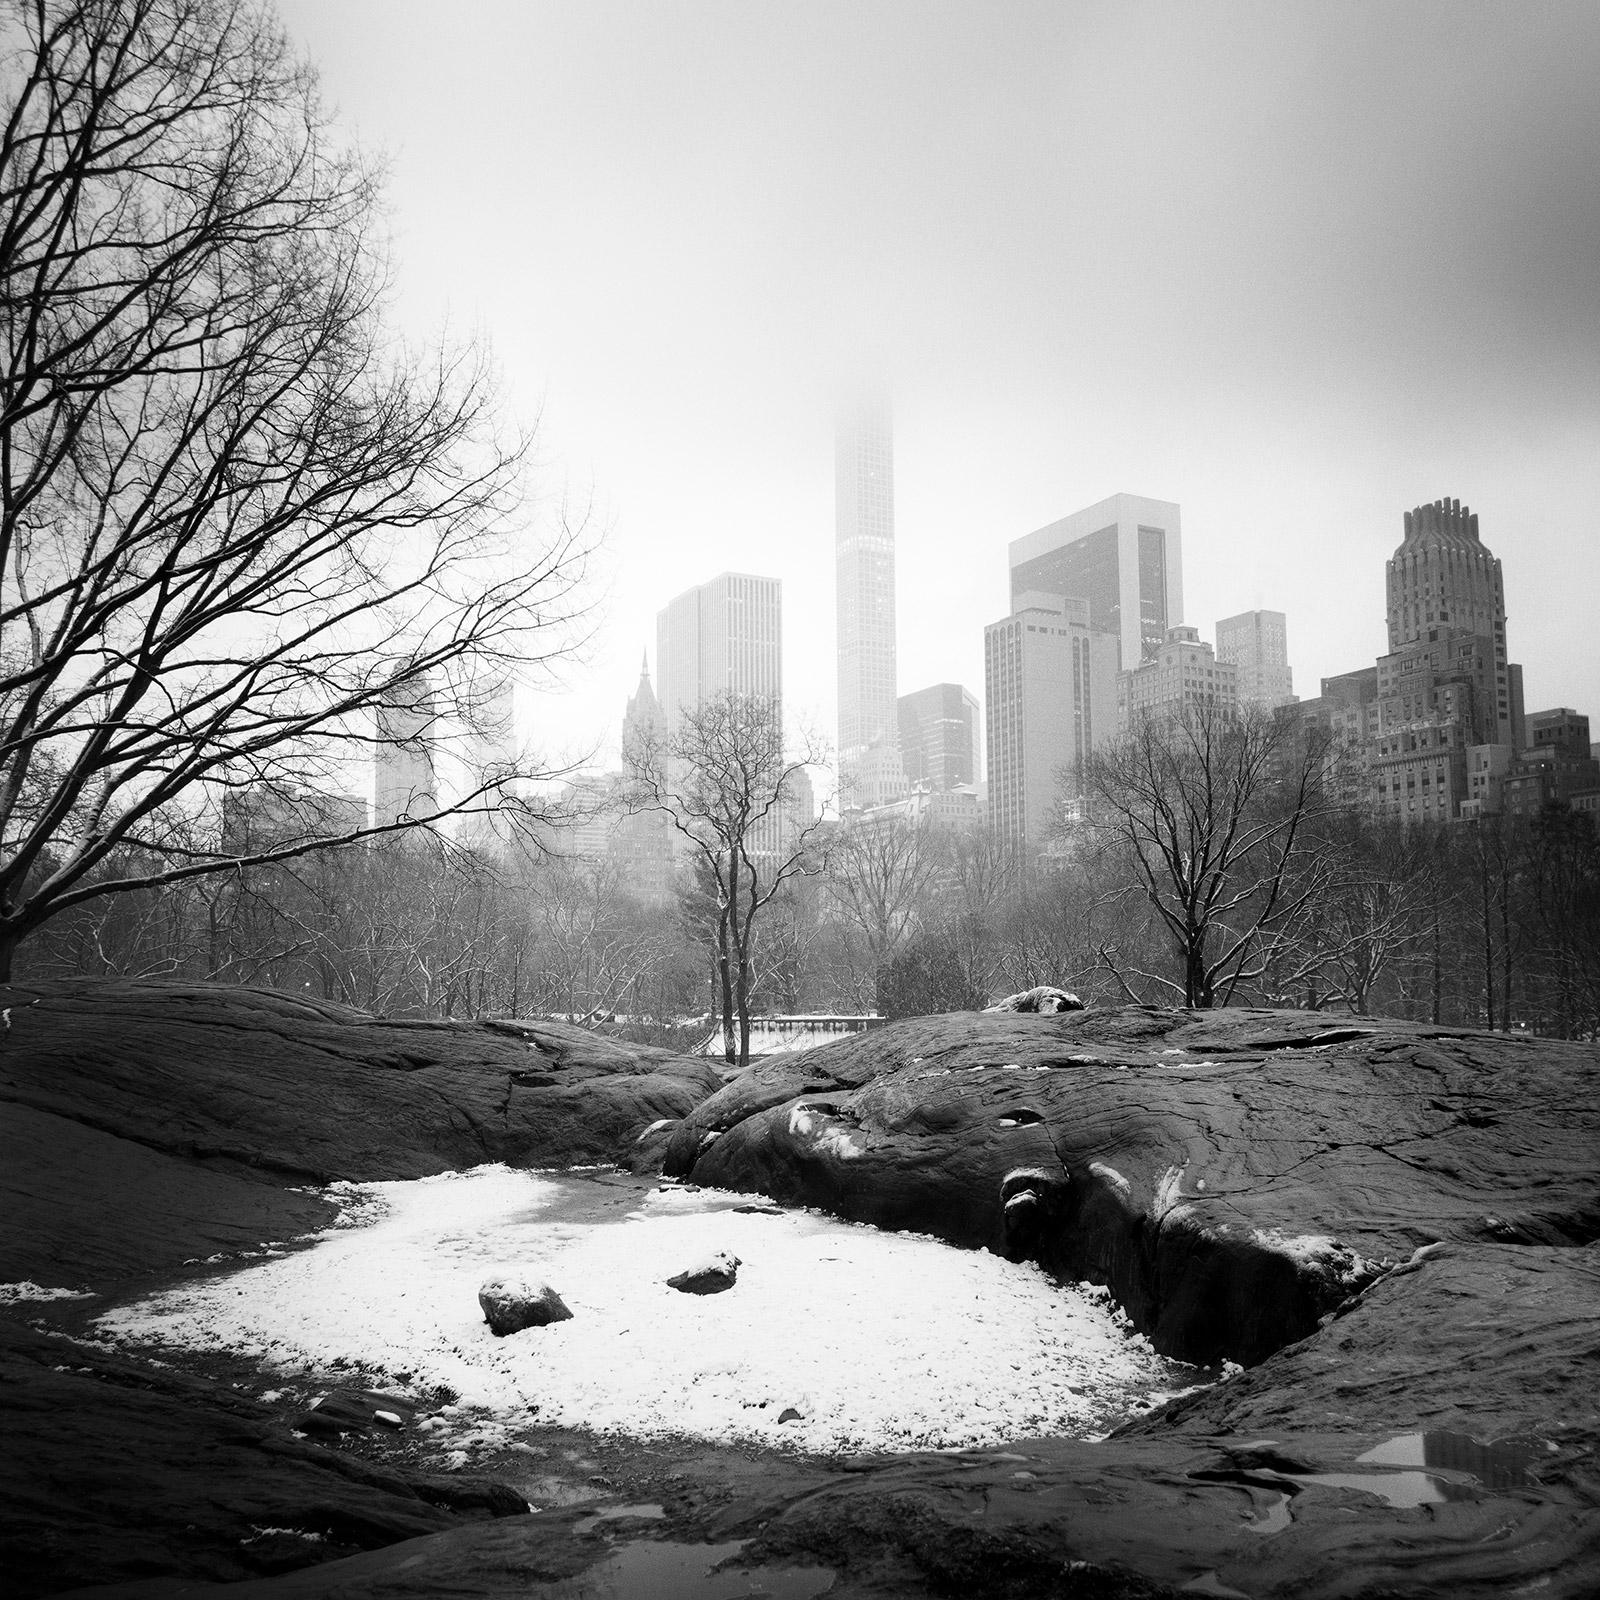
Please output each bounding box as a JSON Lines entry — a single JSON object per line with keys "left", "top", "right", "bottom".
{"left": 662, "top": 1006, "right": 1600, "bottom": 1364}
{"left": 5, "top": 985, "right": 1599, "bottom": 1598}
{"left": 0, "top": 979, "right": 719, "bottom": 1596}
{"left": 1, "top": 978, "right": 719, "bottom": 1290}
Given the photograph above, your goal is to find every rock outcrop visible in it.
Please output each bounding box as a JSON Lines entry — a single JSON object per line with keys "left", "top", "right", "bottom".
{"left": 0, "top": 978, "right": 719, "bottom": 1597}
{"left": 662, "top": 1006, "right": 1600, "bottom": 1366}
{"left": 6, "top": 986, "right": 1599, "bottom": 1599}
{"left": 0, "top": 978, "right": 719, "bottom": 1291}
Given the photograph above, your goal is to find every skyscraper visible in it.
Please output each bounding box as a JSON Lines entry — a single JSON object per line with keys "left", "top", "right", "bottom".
{"left": 1215, "top": 610, "right": 1295, "bottom": 709}
{"left": 1008, "top": 493, "right": 1183, "bottom": 671}
{"left": 373, "top": 674, "right": 438, "bottom": 827}
{"left": 1371, "top": 499, "right": 1525, "bottom": 824}
{"left": 897, "top": 683, "right": 981, "bottom": 792}
{"left": 656, "top": 571, "right": 782, "bottom": 735}
{"left": 835, "top": 397, "right": 904, "bottom": 808}
{"left": 985, "top": 593, "right": 1118, "bottom": 849}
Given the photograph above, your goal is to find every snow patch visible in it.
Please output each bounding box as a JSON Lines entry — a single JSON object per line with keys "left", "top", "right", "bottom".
{"left": 1088, "top": 1162, "right": 1132, "bottom": 1200}
{"left": 786, "top": 1105, "right": 866, "bottom": 1161}
{"left": 94, "top": 1165, "right": 1178, "bottom": 1457}
{"left": 0, "top": 1282, "right": 93, "bottom": 1304}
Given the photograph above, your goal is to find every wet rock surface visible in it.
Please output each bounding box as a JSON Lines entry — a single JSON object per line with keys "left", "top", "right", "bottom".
{"left": 5, "top": 984, "right": 1599, "bottom": 1597}
{"left": 663, "top": 1006, "right": 1600, "bottom": 1365}
{"left": 0, "top": 978, "right": 719, "bottom": 1291}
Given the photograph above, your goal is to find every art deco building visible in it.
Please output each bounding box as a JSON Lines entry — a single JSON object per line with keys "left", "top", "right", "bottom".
{"left": 1008, "top": 493, "right": 1183, "bottom": 671}
{"left": 1371, "top": 499, "right": 1525, "bottom": 824}
{"left": 835, "top": 397, "right": 905, "bottom": 808}
{"left": 1215, "top": 610, "right": 1295, "bottom": 708}
{"left": 985, "top": 593, "right": 1118, "bottom": 849}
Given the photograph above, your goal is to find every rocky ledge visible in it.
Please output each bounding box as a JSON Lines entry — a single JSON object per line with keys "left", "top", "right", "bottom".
{"left": 4, "top": 983, "right": 1598, "bottom": 1598}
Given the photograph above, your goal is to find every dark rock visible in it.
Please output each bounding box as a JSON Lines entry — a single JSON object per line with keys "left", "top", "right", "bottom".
{"left": 0, "top": 1315, "right": 526, "bottom": 1600}
{"left": 661, "top": 1007, "right": 1600, "bottom": 1368}
{"left": 0, "top": 978, "right": 720, "bottom": 1293}
{"left": 478, "top": 1276, "right": 573, "bottom": 1335}
{"left": 665, "top": 1250, "right": 739, "bottom": 1294}
{"left": 292, "top": 1388, "right": 417, "bottom": 1437}
{"left": 9, "top": 986, "right": 1600, "bottom": 1599}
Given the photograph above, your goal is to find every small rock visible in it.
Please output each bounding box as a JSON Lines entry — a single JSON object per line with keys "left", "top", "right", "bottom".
{"left": 666, "top": 1251, "right": 740, "bottom": 1295}
{"left": 479, "top": 1276, "right": 574, "bottom": 1336}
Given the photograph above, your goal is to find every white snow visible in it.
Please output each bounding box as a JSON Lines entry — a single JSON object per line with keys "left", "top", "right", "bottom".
{"left": 94, "top": 1166, "right": 1183, "bottom": 1458}
{"left": 0, "top": 1282, "right": 93, "bottom": 1303}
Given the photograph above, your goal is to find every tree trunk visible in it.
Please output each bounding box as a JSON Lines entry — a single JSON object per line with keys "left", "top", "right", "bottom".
{"left": 716, "top": 909, "right": 736, "bottom": 1067}
{"left": 0, "top": 926, "right": 17, "bottom": 983}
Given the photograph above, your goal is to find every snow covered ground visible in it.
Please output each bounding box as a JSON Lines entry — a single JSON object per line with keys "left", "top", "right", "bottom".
{"left": 95, "top": 1165, "right": 1187, "bottom": 1457}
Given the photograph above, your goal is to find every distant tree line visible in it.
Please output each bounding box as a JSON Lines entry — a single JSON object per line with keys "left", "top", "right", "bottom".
{"left": 12, "top": 694, "right": 1599, "bottom": 1041}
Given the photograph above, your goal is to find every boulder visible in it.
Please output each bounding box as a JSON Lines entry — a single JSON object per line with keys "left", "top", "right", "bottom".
{"left": 661, "top": 1006, "right": 1600, "bottom": 1367}
{"left": 666, "top": 1250, "right": 740, "bottom": 1295}
{"left": 0, "top": 978, "right": 720, "bottom": 1293}
{"left": 478, "top": 1276, "right": 573, "bottom": 1335}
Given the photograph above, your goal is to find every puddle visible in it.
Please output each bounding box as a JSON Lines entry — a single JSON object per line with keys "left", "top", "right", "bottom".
{"left": 1357, "top": 1430, "right": 1547, "bottom": 1490}
{"left": 574, "top": 1503, "right": 667, "bottom": 1534}
{"left": 529, "top": 1539, "right": 834, "bottom": 1598}
{"left": 1288, "top": 1470, "right": 1469, "bottom": 1508}
{"left": 1242, "top": 1491, "right": 1292, "bottom": 1534}
{"left": 1179, "top": 1573, "right": 1253, "bottom": 1598}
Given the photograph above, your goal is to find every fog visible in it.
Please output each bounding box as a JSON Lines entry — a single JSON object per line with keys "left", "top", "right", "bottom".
{"left": 278, "top": 0, "right": 1600, "bottom": 776}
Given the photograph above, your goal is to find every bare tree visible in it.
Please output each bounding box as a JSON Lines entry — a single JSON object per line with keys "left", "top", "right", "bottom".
{"left": 0, "top": 0, "right": 588, "bottom": 977}
{"left": 625, "top": 691, "right": 826, "bottom": 1067}
{"left": 1085, "top": 704, "right": 1334, "bottom": 1008}
{"left": 823, "top": 814, "right": 937, "bottom": 1000}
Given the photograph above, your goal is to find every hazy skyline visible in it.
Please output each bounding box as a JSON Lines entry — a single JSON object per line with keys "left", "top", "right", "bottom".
{"left": 277, "top": 0, "right": 1600, "bottom": 777}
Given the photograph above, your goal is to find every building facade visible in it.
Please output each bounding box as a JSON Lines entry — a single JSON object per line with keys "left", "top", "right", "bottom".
{"left": 656, "top": 571, "right": 782, "bottom": 735}
{"left": 1372, "top": 499, "right": 1525, "bottom": 823}
{"left": 897, "top": 682, "right": 981, "bottom": 792}
{"left": 835, "top": 397, "right": 905, "bottom": 808}
{"left": 1007, "top": 493, "right": 1183, "bottom": 671}
{"left": 1215, "top": 609, "right": 1295, "bottom": 708}
{"left": 1119, "top": 625, "right": 1239, "bottom": 726}
{"left": 985, "top": 592, "right": 1118, "bottom": 849}
{"left": 373, "top": 675, "right": 439, "bottom": 827}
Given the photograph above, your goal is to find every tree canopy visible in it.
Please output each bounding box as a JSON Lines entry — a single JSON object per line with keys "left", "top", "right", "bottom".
{"left": 0, "top": 0, "right": 586, "bottom": 974}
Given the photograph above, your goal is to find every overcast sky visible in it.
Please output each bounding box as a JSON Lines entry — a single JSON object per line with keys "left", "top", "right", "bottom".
{"left": 278, "top": 0, "right": 1600, "bottom": 777}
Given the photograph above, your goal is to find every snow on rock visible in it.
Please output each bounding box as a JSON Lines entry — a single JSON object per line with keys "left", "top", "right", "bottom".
{"left": 478, "top": 1276, "right": 573, "bottom": 1335}
{"left": 0, "top": 1282, "right": 94, "bottom": 1303}
{"left": 665, "top": 1250, "right": 739, "bottom": 1295}
{"left": 94, "top": 1165, "right": 1178, "bottom": 1457}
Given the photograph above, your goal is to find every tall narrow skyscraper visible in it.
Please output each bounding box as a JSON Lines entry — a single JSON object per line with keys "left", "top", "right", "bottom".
{"left": 835, "top": 397, "right": 905, "bottom": 808}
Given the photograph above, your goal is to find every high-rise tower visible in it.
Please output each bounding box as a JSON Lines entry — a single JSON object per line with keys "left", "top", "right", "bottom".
{"left": 1371, "top": 498, "right": 1525, "bottom": 823}
{"left": 656, "top": 571, "right": 782, "bottom": 737}
{"left": 835, "top": 397, "right": 904, "bottom": 808}
{"left": 1379, "top": 499, "right": 1520, "bottom": 749}
{"left": 1216, "top": 610, "right": 1295, "bottom": 709}
{"left": 1007, "top": 493, "right": 1182, "bottom": 672}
